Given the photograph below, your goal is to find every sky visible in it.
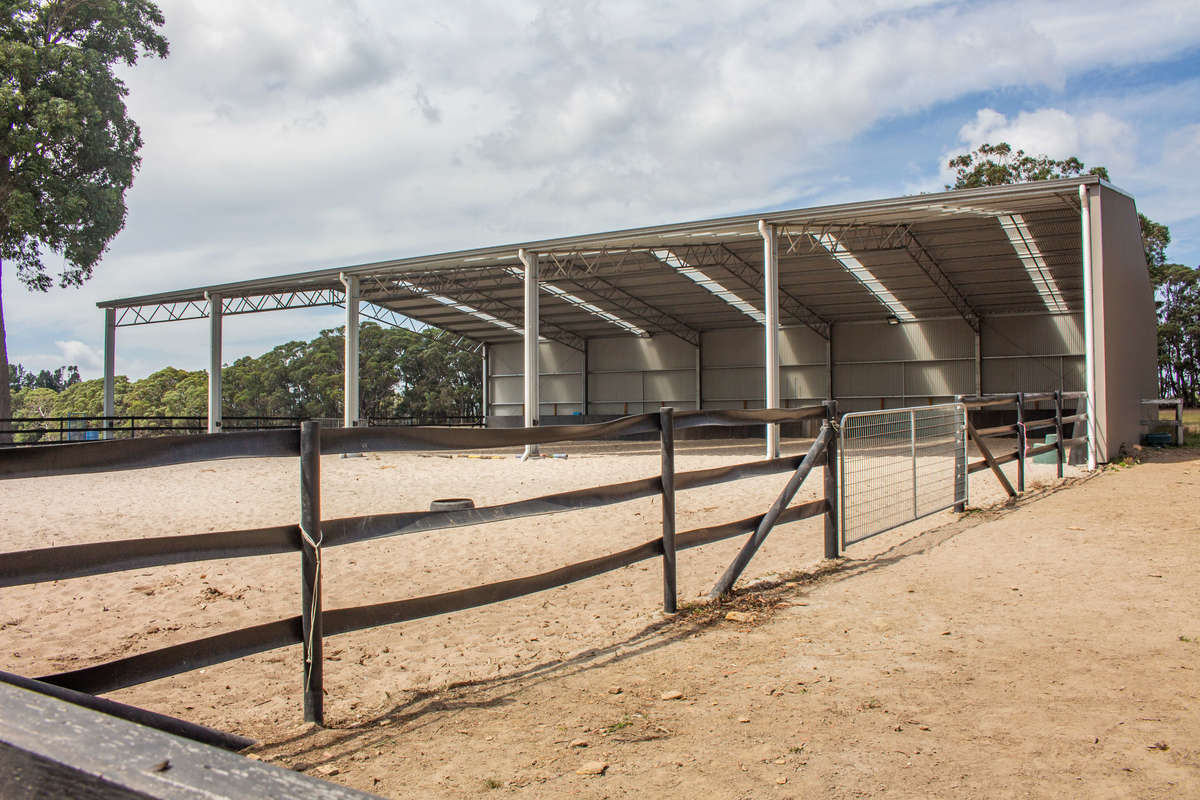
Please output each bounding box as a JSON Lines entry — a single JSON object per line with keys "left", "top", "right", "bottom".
{"left": 7, "top": 0, "right": 1200, "bottom": 380}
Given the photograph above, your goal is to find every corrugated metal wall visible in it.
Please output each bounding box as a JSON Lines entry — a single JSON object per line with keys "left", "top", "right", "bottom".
{"left": 488, "top": 340, "right": 584, "bottom": 417}
{"left": 486, "top": 312, "right": 1085, "bottom": 419}
{"left": 701, "top": 327, "right": 827, "bottom": 410}
{"left": 981, "top": 313, "right": 1084, "bottom": 394}
{"left": 833, "top": 318, "right": 975, "bottom": 413}
{"left": 587, "top": 335, "right": 697, "bottom": 415}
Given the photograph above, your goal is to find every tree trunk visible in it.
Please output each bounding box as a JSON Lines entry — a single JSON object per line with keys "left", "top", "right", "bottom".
{"left": 0, "top": 256, "right": 11, "bottom": 445}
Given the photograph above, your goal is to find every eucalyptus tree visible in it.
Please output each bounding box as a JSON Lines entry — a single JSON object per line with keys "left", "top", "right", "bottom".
{"left": 0, "top": 0, "right": 168, "bottom": 436}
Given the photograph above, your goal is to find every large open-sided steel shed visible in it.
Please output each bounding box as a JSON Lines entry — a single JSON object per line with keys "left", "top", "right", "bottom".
{"left": 98, "top": 176, "right": 1157, "bottom": 461}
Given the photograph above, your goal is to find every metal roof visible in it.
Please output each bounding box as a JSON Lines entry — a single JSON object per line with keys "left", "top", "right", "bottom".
{"left": 99, "top": 177, "right": 1112, "bottom": 350}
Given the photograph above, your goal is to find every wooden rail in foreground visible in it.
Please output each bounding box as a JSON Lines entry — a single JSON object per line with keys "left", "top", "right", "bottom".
{"left": 0, "top": 405, "right": 838, "bottom": 725}
{"left": 0, "top": 681, "right": 380, "bottom": 799}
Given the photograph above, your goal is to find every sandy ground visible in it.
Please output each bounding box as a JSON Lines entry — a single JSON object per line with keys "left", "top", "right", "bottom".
{"left": 3, "top": 438, "right": 1197, "bottom": 797}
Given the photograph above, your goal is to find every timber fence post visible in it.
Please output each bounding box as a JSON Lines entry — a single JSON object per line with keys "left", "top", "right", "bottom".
{"left": 1054, "top": 391, "right": 1065, "bottom": 479}
{"left": 659, "top": 407, "right": 677, "bottom": 614}
{"left": 1015, "top": 393, "right": 1026, "bottom": 494}
{"left": 299, "top": 421, "right": 324, "bottom": 725}
{"left": 823, "top": 400, "right": 839, "bottom": 560}
{"left": 1177, "top": 398, "right": 1186, "bottom": 447}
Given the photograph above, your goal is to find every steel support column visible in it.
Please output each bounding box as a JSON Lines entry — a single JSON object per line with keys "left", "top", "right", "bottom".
{"left": 520, "top": 249, "right": 540, "bottom": 458}
{"left": 206, "top": 293, "right": 222, "bottom": 434}
{"left": 103, "top": 308, "right": 116, "bottom": 439}
{"left": 340, "top": 274, "right": 360, "bottom": 428}
{"left": 759, "top": 221, "right": 781, "bottom": 458}
{"left": 1080, "top": 184, "right": 1098, "bottom": 469}
{"left": 481, "top": 343, "right": 490, "bottom": 423}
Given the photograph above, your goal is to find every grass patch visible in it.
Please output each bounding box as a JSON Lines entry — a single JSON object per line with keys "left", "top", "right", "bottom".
{"left": 602, "top": 716, "right": 633, "bottom": 734}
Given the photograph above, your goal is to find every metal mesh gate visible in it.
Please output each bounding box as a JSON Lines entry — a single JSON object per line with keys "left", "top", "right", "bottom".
{"left": 839, "top": 403, "right": 967, "bottom": 546}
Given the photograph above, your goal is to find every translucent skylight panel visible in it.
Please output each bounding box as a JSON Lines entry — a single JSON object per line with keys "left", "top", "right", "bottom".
{"left": 998, "top": 215, "right": 1069, "bottom": 313}
{"left": 396, "top": 279, "right": 521, "bottom": 333}
{"left": 813, "top": 233, "right": 916, "bottom": 321}
{"left": 505, "top": 267, "right": 648, "bottom": 337}
{"left": 650, "top": 250, "right": 765, "bottom": 324}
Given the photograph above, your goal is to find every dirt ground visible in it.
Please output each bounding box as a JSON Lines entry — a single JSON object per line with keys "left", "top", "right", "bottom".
{"left": 2, "top": 440, "right": 1198, "bottom": 798}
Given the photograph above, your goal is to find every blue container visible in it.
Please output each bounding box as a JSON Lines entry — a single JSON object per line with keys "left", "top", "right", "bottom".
{"left": 1032, "top": 433, "right": 1059, "bottom": 464}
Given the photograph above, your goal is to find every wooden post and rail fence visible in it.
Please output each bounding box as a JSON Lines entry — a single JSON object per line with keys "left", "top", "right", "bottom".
{"left": 0, "top": 404, "right": 844, "bottom": 727}
{"left": 955, "top": 391, "right": 1089, "bottom": 500}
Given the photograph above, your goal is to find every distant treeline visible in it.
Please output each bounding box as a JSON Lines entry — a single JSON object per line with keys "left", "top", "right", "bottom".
{"left": 1153, "top": 262, "right": 1200, "bottom": 407}
{"left": 7, "top": 323, "right": 481, "bottom": 425}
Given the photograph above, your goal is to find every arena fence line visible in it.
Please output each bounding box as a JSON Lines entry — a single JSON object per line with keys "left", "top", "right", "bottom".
{"left": 0, "top": 405, "right": 835, "bottom": 725}
{"left": 958, "top": 391, "right": 1089, "bottom": 498}
{"left": 0, "top": 414, "right": 485, "bottom": 446}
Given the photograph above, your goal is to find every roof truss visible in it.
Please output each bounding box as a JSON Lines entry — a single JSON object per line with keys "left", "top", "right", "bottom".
{"left": 670, "top": 244, "right": 832, "bottom": 339}
{"left": 780, "top": 223, "right": 981, "bottom": 331}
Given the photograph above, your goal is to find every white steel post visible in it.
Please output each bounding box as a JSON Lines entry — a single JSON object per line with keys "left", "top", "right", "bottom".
{"left": 103, "top": 308, "right": 116, "bottom": 439}
{"left": 759, "top": 220, "right": 781, "bottom": 458}
{"left": 481, "top": 343, "right": 490, "bottom": 424}
{"left": 206, "top": 293, "right": 222, "bottom": 434}
{"left": 1079, "top": 184, "right": 1097, "bottom": 470}
{"left": 520, "top": 248, "right": 540, "bottom": 458}
{"left": 340, "top": 273, "right": 360, "bottom": 428}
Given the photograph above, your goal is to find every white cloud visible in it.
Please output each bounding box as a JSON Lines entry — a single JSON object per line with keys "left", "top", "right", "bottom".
{"left": 947, "top": 106, "right": 1139, "bottom": 183}
{"left": 53, "top": 341, "right": 104, "bottom": 373}
{"left": 6, "top": 0, "right": 1200, "bottom": 377}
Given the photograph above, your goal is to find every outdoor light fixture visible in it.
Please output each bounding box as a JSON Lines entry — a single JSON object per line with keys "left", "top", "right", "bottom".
{"left": 887, "top": 316, "right": 900, "bottom": 325}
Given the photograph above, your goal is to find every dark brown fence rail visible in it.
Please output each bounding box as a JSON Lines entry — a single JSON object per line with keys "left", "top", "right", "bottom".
{"left": 958, "top": 391, "right": 1088, "bottom": 497}
{"left": 1, "top": 404, "right": 836, "bottom": 724}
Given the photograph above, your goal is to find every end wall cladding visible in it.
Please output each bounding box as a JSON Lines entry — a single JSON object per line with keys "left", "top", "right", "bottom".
{"left": 1093, "top": 185, "right": 1158, "bottom": 459}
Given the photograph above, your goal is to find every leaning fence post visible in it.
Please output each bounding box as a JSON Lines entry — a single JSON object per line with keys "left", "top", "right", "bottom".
{"left": 1015, "top": 392, "right": 1026, "bottom": 493}
{"left": 823, "top": 400, "right": 839, "bottom": 560}
{"left": 1053, "top": 391, "right": 1065, "bottom": 479}
{"left": 299, "top": 421, "right": 324, "bottom": 725}
{"left": 659, "top": 407, "right": 677, "bottom": 614}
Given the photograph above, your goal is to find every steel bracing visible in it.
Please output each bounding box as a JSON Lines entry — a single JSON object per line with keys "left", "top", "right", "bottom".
{"left": 669, "top": 244, "right": 832, "bottom": 339}
{"left": 111, "top": 287, "right": 483, "bottom": 356}
{"left": 780, "top": 223, "right": 981, "bottom": 332}
{"left": 540, "top": 251, "right": 701, "bottom": 346}
{"left": 356, "top": 301, "right": 483, "bottom": 355}
{"left": 364, "top": 271, "right": 585, "bottom": 351}
{"left": 113, "top": 289, "right": 342, "bottom": 327}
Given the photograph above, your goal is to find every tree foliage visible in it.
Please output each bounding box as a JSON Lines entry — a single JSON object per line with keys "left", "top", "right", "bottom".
{"left": 222, "top": 323, "right": 481, "bottom": 420}
{"left": 0, "top": 0, "right": 167, "bottom": 434}
{"left": 1150, "top": 263, "right": 1200, "bottom": 406}
{"left": 946, "top": 142, "right": 1110, "bottom": 188}
{"left": 8, "top": 323, "right": 482, "bottom": 441}
{"left": 947, "top": 142, "right": 1195, "bottom": 402}
{"left": 9, "top": 360, "right": 79, "bottom": 390}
